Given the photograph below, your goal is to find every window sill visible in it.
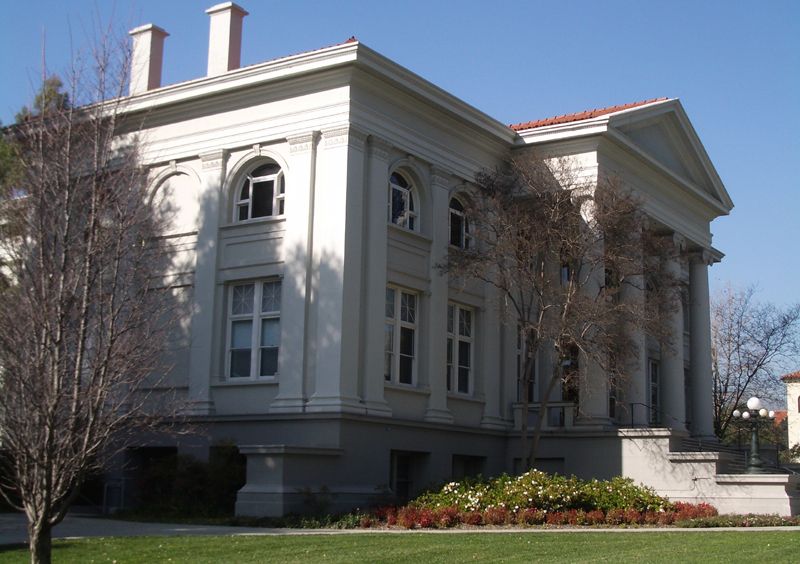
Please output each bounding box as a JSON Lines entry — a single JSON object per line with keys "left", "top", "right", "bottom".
{"left": 220, "top": 216, "right": 286, "bottom": 230}
{"left": 448, "top": 392, "right": 484, "bottom": 404}
{"left": 388, "top": 224, "right": 432, "bottom": 245}
{"left": 384, "top": 382, "right": 431, "bottom": 396}
{"left": 213, "top": 377, "right": 279, "bottom": 387}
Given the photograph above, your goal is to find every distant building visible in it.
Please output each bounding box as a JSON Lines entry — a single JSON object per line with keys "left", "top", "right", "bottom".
{"left": 111, "top": 2, "right": 797, "bottom": 516}
{"left": 782, "top": 371, "right": 800, "bottom": 459}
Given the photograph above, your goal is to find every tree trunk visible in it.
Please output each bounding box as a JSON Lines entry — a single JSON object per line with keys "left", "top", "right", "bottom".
{"left": 28, "top": 520, "right": 52, "bottom": 564}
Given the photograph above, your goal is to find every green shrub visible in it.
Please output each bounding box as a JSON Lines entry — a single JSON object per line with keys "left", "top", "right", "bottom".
{"left": 411, "top": 470, "right": 672, "bottom": 514}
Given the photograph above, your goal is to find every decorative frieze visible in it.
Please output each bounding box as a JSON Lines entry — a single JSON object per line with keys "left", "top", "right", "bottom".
{"left": 430, "top": 166, "right": 451, "bottom": 188}
{"left": 368, "top": 137, "right": 392, "bottom": 161}
{"left": 287, "top": 131, "right": 319, "bottom": 154}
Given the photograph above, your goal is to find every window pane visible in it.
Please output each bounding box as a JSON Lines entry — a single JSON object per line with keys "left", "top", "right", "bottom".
{"left": 251, "top": 181, "right": 274, "bottom": 217}
{"left": 399, "top": 356, "right": 413, "bottom": 384}
{"left": 458, "top": 366, "right": 469, "bottom": 394}
{"left": 232, "top": 284, "right": 254, "bottom": 315}
{"left": 262, "top": 281, "right": 281, "bottom": 313}
{"left": 447, "top": 305, "right": 454, "bottom": 334}
{"left": 458, "top": 341, "right": 471, "bottom": 368}
{"left": 450, "top": 212, "right": 463, "bottom": 247}
{"left": 446, "top": 338, "right": 453, "bottom": 363}
{"left": 390, "top": 172, "right": 408, "bottom": 188}
{"left": 238, "top": 204, "right": 249, "bottom": 221}
{"left": 446, "top": 365, "right": 452, "bottom": 392}
{"left": 230, "top": 350, "right": 251, "bottom": 378}
{"left": 400, "top": 327, "right": 414, "bottom": 356}
{"left": 261, "top": 318, "right": 280, "bottom": 347}
{"left": 391, "top": 187, "right": 406, "bottom": 225}
{"left": 401, "top": 293, "right": 416, "bottom": 323}
{"left": 459, "top": 309, "right": 471, "bottom": 337}
{"left": 260, "top": 347, "right": 278, "bottom": 376}
{"left": 384, "top": 323, "right": 395, "bottom": 352}
{"left": 385, "top": 352, "right": 393, "bottom": 381}
{"left": 252, "top": 163, "right": 280, "bottom": 177}
{"left": 231, "top": 320, "right": 252, "bottom": 348}
{"left": 240, "top": 182, "right": 250, "bottom": 200}
{"left": 385, "top": 288, "right": 396, "bottom": 318}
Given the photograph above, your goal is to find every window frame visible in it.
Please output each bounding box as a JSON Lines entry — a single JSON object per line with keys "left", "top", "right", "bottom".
{"left": 387, "top": 171, "right": 418, "bottom": 231}
{"left": 448, "top": 197, "right": 471, "bottom": 249}
{"left": 447, "top": 302, "right": 474, "bottom": 395}
{"left": 226, "top": 279, "right": 282, "bottom": 380}
{"left": 234, "top": 163, "right": 286, "bottom": 222}
{"left": 385, "top": 286, "right": 418, "bottom": 386}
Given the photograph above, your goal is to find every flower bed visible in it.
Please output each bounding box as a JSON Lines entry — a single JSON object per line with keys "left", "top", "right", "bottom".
{"left": 348, "top": 471, "right": 799, "bottom": 529}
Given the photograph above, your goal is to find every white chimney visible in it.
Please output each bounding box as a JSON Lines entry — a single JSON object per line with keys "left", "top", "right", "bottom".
{"left": 206, "top": 2, "right": 249, "bottom": 76}
{"left": 128, "top": 24, "right": 169, "bottom": 95}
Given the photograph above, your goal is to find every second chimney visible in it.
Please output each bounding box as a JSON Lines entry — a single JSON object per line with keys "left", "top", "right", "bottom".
{"left": 129, "top": 24, "right": 169, "bottom": 95}
{"left": 206, "top": 2, "right": 249, "bottom": 76}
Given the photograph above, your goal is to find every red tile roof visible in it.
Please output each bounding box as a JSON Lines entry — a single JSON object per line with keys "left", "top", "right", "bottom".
{"left": 782, "top": 370, "right": 800, "bottom": 382}
{"left": 509, "top": 97, "right": 669, "bottom": 131}
{"left": 774, "top": 410, "right": 788, "bottom": 427}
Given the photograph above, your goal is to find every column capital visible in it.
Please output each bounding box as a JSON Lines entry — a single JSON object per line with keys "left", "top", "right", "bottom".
{"left": 199, "top": 149, "right": 227, "bottom": 171}
{"left": 430, "top": 166, "right": 452, "bottom": 188}
{"left": 670, "top": 232, "right": 687, "bottom": 252}
{"left": 321, "top": 125, "right": 367, "bottom": 150}
{"left": 287, "top": 131, "right": 320, "bottom": 154}
{"left": 368, "top": 136, "right": 392, "bottom": 161}
{"left": 690, "top": 249, "right": 714, "bottom": 266}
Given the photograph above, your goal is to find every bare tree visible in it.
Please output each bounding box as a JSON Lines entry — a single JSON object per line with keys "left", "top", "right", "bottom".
{"left": 711, "top": 285, "right": 800, "bottom": 440}
{"left": 441, "top": 153, "right": 678, "bottom": 469}
{"left": 0, "top": 33, "right": 178, "bottom": 564}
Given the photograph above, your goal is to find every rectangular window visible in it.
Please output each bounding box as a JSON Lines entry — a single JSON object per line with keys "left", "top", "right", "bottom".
{"left": 385, "top": 286, "right": 417, "bottom": 385}
{"left": 649, "top": 359, "right": 660, "bottom": 425}
{"left": 447, "top": 303, "right": 473, "bottom": 395}
{"left": 227, "top": 280, "right": 281, "bottom": 379}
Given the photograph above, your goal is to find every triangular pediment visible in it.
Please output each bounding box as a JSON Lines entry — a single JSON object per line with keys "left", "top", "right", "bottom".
{"left": 611, "top": 102, "right": 733, "bottom": 212}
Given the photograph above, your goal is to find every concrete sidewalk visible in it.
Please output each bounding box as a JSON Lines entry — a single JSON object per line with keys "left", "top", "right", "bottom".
{"left": 0, "top": 513, "right": 289, "bottom": 546}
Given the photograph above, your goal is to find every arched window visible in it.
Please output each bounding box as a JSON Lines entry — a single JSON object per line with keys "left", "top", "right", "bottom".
{"left": 449, "top": 197, "right": 470, "bottom": 248}
{"left": 235, "top": 163, "right": 285, "bottom": 221}
{"left": 388, "top": 171, "right": 417, "bottom": 231}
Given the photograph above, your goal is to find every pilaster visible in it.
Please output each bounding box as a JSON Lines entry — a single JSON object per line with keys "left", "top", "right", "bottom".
{"left": 424, "top": 167, "right": 454, "bottom": 424}
{"left": 271, "top": 132, "right": 319, "bottom": 413}
{"left": 185, "top": 149, "right": 227, "bottom": 416}
{"left": 306, "top": 126, "right": 367, "bottom": 413}
{"left": 361, "top": 136, "right": 393, "bottom": 416}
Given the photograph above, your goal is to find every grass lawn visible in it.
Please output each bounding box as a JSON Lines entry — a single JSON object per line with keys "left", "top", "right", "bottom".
{"left": 1, "top": 531, "right": 799, "bottom": 563}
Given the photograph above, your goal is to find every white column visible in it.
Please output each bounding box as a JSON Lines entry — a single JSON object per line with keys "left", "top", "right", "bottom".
{"left": 306, "top": 126, "right": 366, "bottom": 413}
{"left": 575, "top": 237, "right": 610, "bottom": 427}
{"left": 185, "top": 149, "right": 227, "bottom": 415}
{"left": 271, "top": 132, "right": 318, "bottom": 413}
{"left": 660, "top": 234, "right": 686, "bottom": 431}
{"left": 622, "top": 273, "right": 648, "bottom": 426}
{"left": 361, "top": 137, "right": 392, "bottom": 416}
{"left": 424, "top": 168, "right": 453, "bottom": 424}
{"left": 690, "top": 251, "right": 715, "bottom": 437}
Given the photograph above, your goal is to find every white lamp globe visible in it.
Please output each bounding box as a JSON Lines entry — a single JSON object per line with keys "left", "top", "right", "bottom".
{"left": 759, "top": 408, "right": 768, "bottom": 417}
{"left": 742, "top": 411, "right": 751, "bottom": 420}
{"left": 732, "top": 409, "right": 741, "bottom": 418}
{"left": 747, "top": 397, "right": 762, "bottom": 411}
{"left": 769, "top": 410, "right": 775, "bottom": 418}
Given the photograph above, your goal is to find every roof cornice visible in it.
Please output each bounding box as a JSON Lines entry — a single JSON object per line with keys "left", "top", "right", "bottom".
{"left": 115, "top": 40, "right": 517, "bottom": 145}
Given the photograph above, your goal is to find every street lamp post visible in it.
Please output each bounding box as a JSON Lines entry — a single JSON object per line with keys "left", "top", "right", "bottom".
{"left": 732, "top": 396, "right": 776, "bottom": 474}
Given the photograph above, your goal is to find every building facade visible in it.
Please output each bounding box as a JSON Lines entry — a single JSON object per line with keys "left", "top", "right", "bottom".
{"left": 113, "top": 3, "right": 794, "bottom": 517}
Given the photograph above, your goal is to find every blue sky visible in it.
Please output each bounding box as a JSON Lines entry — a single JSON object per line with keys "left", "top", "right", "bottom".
{"left": 1, "top": 0, "right": 798, "bottom": 305}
